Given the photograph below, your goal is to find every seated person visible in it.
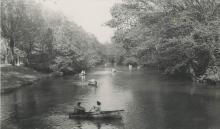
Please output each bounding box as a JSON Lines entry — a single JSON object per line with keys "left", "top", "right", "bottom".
{"left": 74, "top": 102, "right": 85, "bottom": 114}
{"left": 90, "top": 101, "right": 101, "bottom": 113}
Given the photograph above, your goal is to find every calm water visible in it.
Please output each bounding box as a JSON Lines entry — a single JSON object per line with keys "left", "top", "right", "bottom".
{"left": 1, "top": 66, "right": 220, "bottom": 129}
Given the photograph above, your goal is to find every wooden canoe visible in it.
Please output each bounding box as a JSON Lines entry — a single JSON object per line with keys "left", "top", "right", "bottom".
{"left": 69, "top": 110, "right": 124, "bottom": 119}
{"left": 88, "top": 80, "right": 97, "bottom": 86}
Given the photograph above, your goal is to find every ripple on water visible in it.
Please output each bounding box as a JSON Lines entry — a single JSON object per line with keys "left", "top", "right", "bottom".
{"left": 44, "top": 114, "right": 125, "bottom": 129}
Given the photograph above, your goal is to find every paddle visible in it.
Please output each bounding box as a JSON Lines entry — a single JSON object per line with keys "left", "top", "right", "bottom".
{"left": 101, "top": 109, "right": 125, "bottom": 112}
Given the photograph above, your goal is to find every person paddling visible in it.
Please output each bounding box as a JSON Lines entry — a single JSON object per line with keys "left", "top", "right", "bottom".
{"left": 74, "top": 102, "right": 85, "bottom": 114}
{"left": 90, "top": 101, "right": 101, "bottom": 113}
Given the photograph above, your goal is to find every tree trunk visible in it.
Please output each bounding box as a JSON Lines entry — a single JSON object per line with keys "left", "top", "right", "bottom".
{"left": 9, "top": 37, "right": 15, "bottom": 66}
{"left": 17, "top": 55, "right": 20, "bottom": 65}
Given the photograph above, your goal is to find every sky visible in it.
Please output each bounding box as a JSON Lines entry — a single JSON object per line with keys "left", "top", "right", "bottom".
{"left": 43, "top": 0, "right": 120, "bottom": 43}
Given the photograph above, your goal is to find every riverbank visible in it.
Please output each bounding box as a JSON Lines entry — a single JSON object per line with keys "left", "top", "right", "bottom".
{"left": 1, "top": 65, "right": 50, "bottom": 94}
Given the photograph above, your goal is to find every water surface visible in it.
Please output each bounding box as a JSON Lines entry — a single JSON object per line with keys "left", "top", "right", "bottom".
{"left": 1, "top": 66, "right": 220, "bottom": 129}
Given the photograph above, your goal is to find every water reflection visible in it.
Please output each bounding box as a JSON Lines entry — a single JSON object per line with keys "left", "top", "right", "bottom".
{"left": 40, "top": 114, "right": 125, "bottom": 129}
{"left": 1, "top": 67, "right": 220, "bottom": 129}
{"left": 80, "top": 75, "right": 86, "bottom": 86}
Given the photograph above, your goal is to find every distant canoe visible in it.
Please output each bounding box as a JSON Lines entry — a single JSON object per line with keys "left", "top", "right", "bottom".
{"left": 88, "top": 81, "right": 97, "bottom": 86}
{"left": 88, "top": 79, "right": 97, "bottom": 86}
{"left": 111, "top": 69, "right": 117, "bottom": 73}
{"left": 79, "top": 73, "right": 87, "bottom": 76}
{"left": 69, "top": 110, "right": 124, "bottom": 119}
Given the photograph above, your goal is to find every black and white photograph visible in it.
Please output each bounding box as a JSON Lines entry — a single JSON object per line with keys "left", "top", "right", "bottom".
{"left": 1, "top": 0, "right": 220, "bottom": 129}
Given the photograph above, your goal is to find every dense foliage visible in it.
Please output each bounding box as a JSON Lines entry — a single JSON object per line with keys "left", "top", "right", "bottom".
{"left": 107, "top": 0, "right": 220, "bottom": 80}
{"left": 1, "top": 0, "right": 104, "bottom": 74}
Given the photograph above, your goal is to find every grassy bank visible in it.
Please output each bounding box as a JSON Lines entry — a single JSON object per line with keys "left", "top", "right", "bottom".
{"left": 1, "top": 65, "right": 49, "bottom": 94}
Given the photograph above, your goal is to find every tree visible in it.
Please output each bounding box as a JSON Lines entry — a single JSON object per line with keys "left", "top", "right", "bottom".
{"left": 1, "top": 0, "right": 23, "bottom": 65}
{"left": 1, "top": 0, "right": 104, "bottom": 73}
{"left": 107, "top": 0, "right": 220, "bottom": 79}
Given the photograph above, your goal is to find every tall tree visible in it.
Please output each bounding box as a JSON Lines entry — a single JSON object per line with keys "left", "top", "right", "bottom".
{"left": 107, "top": 0, "right": 220, "bottom": 78}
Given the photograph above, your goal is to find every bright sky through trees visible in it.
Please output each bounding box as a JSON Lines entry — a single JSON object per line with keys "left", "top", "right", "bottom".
{"left": 42, "top": 0, "right": 120, "bottom": 43}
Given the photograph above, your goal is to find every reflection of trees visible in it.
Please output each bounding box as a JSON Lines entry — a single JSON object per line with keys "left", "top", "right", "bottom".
{"left": 80, "top": 76, "right": 86, "bottom": 86}
{"left": 160, "top": 86, "right": 211, "bottom": 129}
{"left": 130, "top": 88, "right": 165, "bottom": 129}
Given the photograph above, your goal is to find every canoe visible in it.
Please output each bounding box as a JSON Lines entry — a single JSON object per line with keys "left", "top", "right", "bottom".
{"left": 111, "top": 69, "right": 117, "bottom": 73}
{"left": 69, "top": 110, "right": 124, "bottom": 119}
{"left": 88, "top": 79, "right": 97, "bottom": 86}
{"left": 79, "top": 73, "right": 86, "bottom": 76}
{"left": 88, "top": 81, "right": 97, "bottom": 86}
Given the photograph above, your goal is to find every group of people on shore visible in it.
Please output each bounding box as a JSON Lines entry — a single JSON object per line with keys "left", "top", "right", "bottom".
{"left": 74, "top": 101, "right": 101, "bottom": 114}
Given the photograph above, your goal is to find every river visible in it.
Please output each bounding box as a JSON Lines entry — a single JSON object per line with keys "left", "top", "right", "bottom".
{"left": 1, "top": 66, "right": 220, "bottom": 129}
